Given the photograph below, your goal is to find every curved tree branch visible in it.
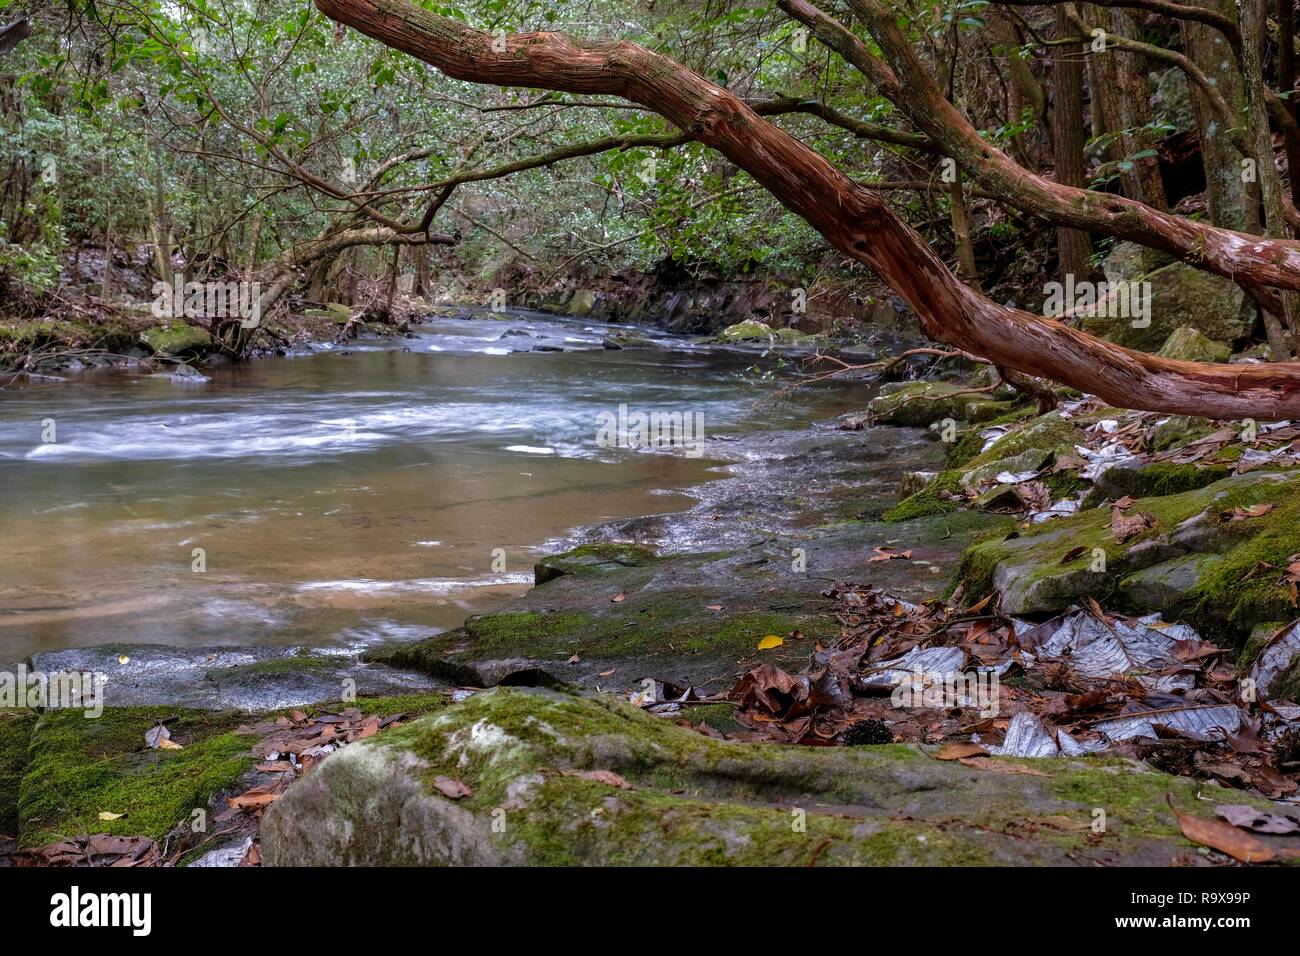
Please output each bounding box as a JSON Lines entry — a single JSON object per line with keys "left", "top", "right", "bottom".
{"left": 314, "top": 0, "right": 1300, "bottom": 419}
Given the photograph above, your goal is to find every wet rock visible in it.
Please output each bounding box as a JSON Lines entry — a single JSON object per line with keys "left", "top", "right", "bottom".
{"left": 867, "top": 381, "right": 987, "bottom": 428}
{"left": 261, "top": 686, "right": 1259, "bottom": 866}
{"left": 28, "top": 645, "right": 439, "bottom": 711}
{"left": 534, "top": 542, "right": 659, "bottom": 585}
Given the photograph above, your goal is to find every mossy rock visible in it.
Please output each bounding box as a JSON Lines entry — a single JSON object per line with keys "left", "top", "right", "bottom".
{"left": 955, "top": 470, "right": 1300, "bottom": 638}
{"left": 140, "top": 323, "right": 213, "bottom": 356}
{"left": 1151, "top": 416, "right": 1213, "bottom": 453}
{"left": 566, "top": 290, "right": 598, "bottom": 317}
{"left": 1157, "top": 326, "right": 1231, "bottom": 363}
{"left": 1086, "top": 462, "right": 1232, "bottom": 505}
{"left": 718, "top": 320, "right": 775, "bottom": 342}
{"left": 867, "top": 381, "right": 980, "bottom": 428}
{"left": 1272, "top": 652, "right": 1300, "bottom": 702}
{"left": 534, "top": 543, "right": 659, "bottom": 585}
{"left": 1079, "top": 261, "right": 1247, "bottom": 351}
{"left": 883, "top": 412, "right": 1081, "bottom": 521}
{"left": 16, "top": 706, "right": 256, "bottom": 848}
{"left": 261, "top": 687, "right": 1281, "bottom": 866}
{"left": 11, "top": 692, "right": 452, "bottom": 851}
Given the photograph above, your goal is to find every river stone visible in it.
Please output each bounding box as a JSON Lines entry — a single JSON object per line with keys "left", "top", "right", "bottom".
{"left": 958, "top": 471, "right": 1299, "bottom": 624}
{"left": 259, "top": 686, "right": 1256, "bottom": 866}
{"left": 1080, "top": 261, "right": 1247, "bottom": 352}
{"left": 140, "top": 323, "right": 212, "bottom": 356}
{"left": 1157, "top": 326, "right": 1231, "bottom": 363}
{"left": 28, "top": 644, "right": 439, "bottom": 711}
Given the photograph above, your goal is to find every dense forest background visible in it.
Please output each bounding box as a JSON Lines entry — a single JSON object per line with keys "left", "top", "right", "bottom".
{"left": 0, "top": 0, "right": 1296, "bottom": 366}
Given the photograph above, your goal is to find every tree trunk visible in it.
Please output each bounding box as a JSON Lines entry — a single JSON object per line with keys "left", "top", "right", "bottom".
{"left": 1239, "top": 0, "right": 1299, "bottom": 357}
{"left": 313, "top": 0, "right": 1300, "bottom": 419}
{"left": 1053, "top": 6, "right": 1093, "bottom": 278}
{"left": 1111, "top": 9, "right": 1167, "bottom": 211}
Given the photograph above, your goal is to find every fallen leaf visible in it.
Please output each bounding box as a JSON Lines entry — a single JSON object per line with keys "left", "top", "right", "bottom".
{"left": 432, "top": 776, "right": 473, "bottom": 799}
{"left": 757, "top": 635, "right": 785, "bottom": 651}
{"left": 598, "top": 668, "right": 616, "bottom": 677}
{"left": 1215, "top": 804, "right": 1300, "bottom": 834}
{"left": 157, "top": 738, "right": 183, "bottom": 750}
{"left": 610, "top": 592, "right": 626, "bottom": 603}
{"left": 1060, "top": 545, "right": 1087, "bottom": 564}
{"left": 705, "top": 604, "right": 723, "bottom": 611}
{"left": 563, "top": 769, "right": 633, "bottom": 789}
{"left": 227, "top": 788, "right": 280, "bottom": 811}
{"left": 1168, "top": 796, "right": 1273, "bottom": 863}
{"left": 958, "top": 756, "right": 1049, "bottom": 776}
{"left": 97, "top": 811, "right": 126, "bottom": 821}
{"left": 936, "top": 741, "right": 989, "bottom": 760}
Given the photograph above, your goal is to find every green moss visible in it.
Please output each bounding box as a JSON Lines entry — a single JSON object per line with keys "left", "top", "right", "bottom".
{"left": 534, "top": 542, "right": 659, "bottom": 583}
{"left": 1084, "top": 463, "right": 1232, "bottom": 508}
{"left": 945, "top": 406, "right": 1036, "bottom": 467}
{"left": 1185, "top": 488, "right": 1300, "bottom": 635}
{"left": 883, "top": 470, "right": 964, "bottom": 521}
{"left": 140, "top": 323, "right": 212, "bottom": 356}
{"left": 264, "top": 688, "right": 1271, "bottom": 865}
{"left": 962, "top": 412, "right": 1081, "bottom": 472}
{"left": 205, "top": 653, "right": 339, "bottom": 682}
{"left": 0, "top": 318, "right": 140, "bottom": 366}
{"left": 17, "top": 707, "right": 255, "bottom": 848}
{"left": 0, "top": 711, "right": 36, "bottom": 835}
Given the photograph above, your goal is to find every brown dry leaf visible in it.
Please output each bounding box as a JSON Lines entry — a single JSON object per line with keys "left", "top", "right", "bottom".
{"left": 598, "top": 668, "right": 616, "bottom": 677}
{"left": 1059, "top": 546, "right": 1087, "bottom": 564}
{"left": 958, "top": 756, "right": 1049, "bottom": 776}
{"left": 432, "top": 776, "right": 473, "bottom": 799}
{"left": 255, "top": 761, "right": 293, "bottom": 773}
{"left": 935, "top": 741, "right": 989, "bottom": 760}
{"left": 1168, "top": 796, "right": 1274, "bottom": 863}
{"left": 1109, "top": 504, "right": 1155, "bottom": 544}
{"left": 1224, "top": 503, "right": 1275, "bottom": 521}
{"left": 563, "top": 769, "right": 634, "bottom": 789}
{"left": 705, "top": 604, "right": 723, "bottom": 611}
{"left": 356, "top": 715, "right": 381, "bottom": 739}
{"left": 289, "top": 709, "right": 308, "bottom": 722}
{"left": 610, "top": 592, "right": 626, "bottom": 603}
{"left": 227, "top": 787, "right": 280, "bottom": 811}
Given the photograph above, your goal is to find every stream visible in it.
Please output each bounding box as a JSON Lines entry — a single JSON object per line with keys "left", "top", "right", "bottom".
{"left": 0, "top": 309, "right": 864, "bottom": 660}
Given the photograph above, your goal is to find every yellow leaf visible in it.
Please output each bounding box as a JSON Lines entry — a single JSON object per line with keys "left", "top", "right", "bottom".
{"left": 98, "top": 811, "right": 126, "bottom": 821}
{"left": 757, "top": 635, "right": 784, "bottom": 651}
{"left": 157, "top": 738, "right": 184, "bottom": 750}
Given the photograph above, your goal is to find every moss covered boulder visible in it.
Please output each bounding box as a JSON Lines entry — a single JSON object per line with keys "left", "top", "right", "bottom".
{"left": 260, "top": 687, "right": 1276, "bottom": 866}
{"left": 1080, "top": 261, "right": 1247, "bottom": 352}
{"left": 140, "top": 323, "right": 212, "bottom": 357}
{"left": 955, "top": 470, "right": 1300, "bottom": 637}
{"left": 867, "top": 381, "right": 1017, "bottom": 429}
{"left": 1157, "top": 326, "right": 1231, "bottom": 363}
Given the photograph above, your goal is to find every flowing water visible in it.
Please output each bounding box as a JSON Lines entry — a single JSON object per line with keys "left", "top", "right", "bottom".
{"left": 0, "top": 310, "right": 862, "bottom": 660}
